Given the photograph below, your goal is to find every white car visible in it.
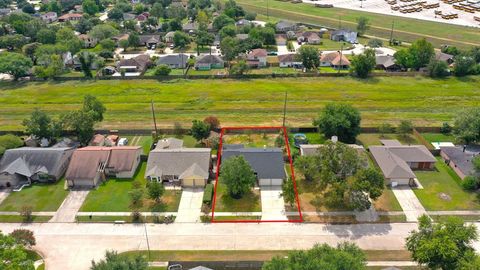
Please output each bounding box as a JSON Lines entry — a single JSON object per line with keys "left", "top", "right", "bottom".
{"left": 118, "top": 138, "right": 128, "bottom": 146}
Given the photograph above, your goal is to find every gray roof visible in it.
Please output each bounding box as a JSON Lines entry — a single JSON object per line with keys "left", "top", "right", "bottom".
{"left": 156, "top": 54, "right": 188, "bottom": 68}
{"left": 146, "top": 148, "right": 211, "bottom": 179}
{"left": 138, "top": 35, "right": 160, "bottom": 45}
{"left": 155, "top": 138, "right": 184, "bottom": 150}
{"left": 196, "top": 54, "right": 224, "bottom": 65}
{"left": 0, "top": 147, "right": 73, "bottom": 179}
{"left": 376, "top": 55, "right": 397, "bottom": 68}
{"left": 221, "top": 145, "right": 285, "bottom": 179}
{"left": 441, "top": 146, "right": 480, "bottom": 177}
{"left": 179, "top": 163, "right": 208, "bottom": 179}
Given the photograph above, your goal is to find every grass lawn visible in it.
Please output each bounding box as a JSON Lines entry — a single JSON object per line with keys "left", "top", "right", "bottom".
{"left": 303, "top": 132, "right": 325, "bottom": 144}
{"left": 414, "top": 159, "right": 480, "bottom": 210}
{"left": 123, "top": 135, "right": 153, "bottom": 154}
{"left": 213, "top": 183, "right": 261, "bottom": 212}
{"left": 0, "top": 179, "right": 68, "bottom": 212}
{"left": 248, "top": 67, "right": 300, "bottom": 74}
{"left": 357, "top": 133, "right": 420, "bottom": 148}
{"left": 233, "top": 0, "right": 480, "bottom": 49}
{"left": 421, "top": 132, "right": 455, "bottom": 143}
{"left": 0, "top": 215, "right": 52, "bottom": 222}
{"left": 2, "top": 76, "right": 480, "bottom": 130}
{"left": 213, "top": 215, "right": 261, "bottom": 221}
{"left": 80, "top": 162, "right": 182, "bottom": 212}
{"left": 222, "top": 133, "right": 278, "bottom": 148}
{"left": 76, "top": 215, "right": 174, "bottom": 223}
{"left": 373, "top": 187, "right": 403, "bottom": 212}
{"left": 294, "top": 178, "right": 351, "bottom": 212}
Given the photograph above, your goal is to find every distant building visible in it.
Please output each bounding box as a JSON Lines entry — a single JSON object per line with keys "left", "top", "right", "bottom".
{"left": 320, "top": 51, "right": 350, "bottom": 69}
{"left": 40, "top": 12, "right": 57, "bottom": 23}
{"left": 78, "top": 34, "right": 98, "bottom": 48}
{"left": 330, "top": 29, "right": 358, "bottom": 43}
{"left": 194, "top": 55, "right": 224, "bottom": 70}
{"left": 156, "top": 54, "right": 188, "bottom": 69}
{"left": 276, "top": 20, "right": 298, "bottom": 32}
{"left": 278, "top": 54, "right": 303, "bottom": 68}
{"left": 247, "top": 48, "right": 268, "bottom": 68}
{"left": 58, "top": 13, "right": 83, "bottom": 22}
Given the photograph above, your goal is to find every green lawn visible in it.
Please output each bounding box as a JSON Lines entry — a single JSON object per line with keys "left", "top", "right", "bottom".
{"left": 303, "top": 132, "right": 325, "bottom": 144}
{"left": 0, "top": 215, "right": 52, "bottom": 222}
{"left": 80, "top": 162, "right": 182, "bottom": 212}
{"left": 414, "top": 159, "right": 480, "bottom": 210}
{"left": 421, "top": 133, "right": 455, "bottom": 143}
{"left": 357, "top": 133, "right": 420, "bottom": 148}
{"left": 1, "top": 76, "right": 480, "bottom": 130}
{"left": 0, "top": 179, "right": 68, "bottom": 212}
{"left": 234, "top": 0, "right": 480, "bottom": 49}
{"left": 123, "top": 135, "right": 153, "bottom": 154}
{"left": 374, "top": 188, "right": 403, "bottom": 212}
{"left": 213, "top": 183, "right": 261, "bottom": 212}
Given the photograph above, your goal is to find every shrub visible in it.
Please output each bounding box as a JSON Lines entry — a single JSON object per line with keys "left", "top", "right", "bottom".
{"left": 367, "top": 38, "right": 383, "bottom": 48}
{"left": 202, "top": 183, "right": 214, "bottom": 205}
{"left": 204, "top": 116, "right": 220, "bottom": 130}
{"left": 9, "top": 229, "right": 36, "bottom": 247}
{"left": 461, "top": 176, "right": 478, "bottom": 191}
{"left": 0, "top": 134, "right": 23, "bottom": 155}
{"left": 440, "top": 122, "right": 452, "bottom": 134}
{"left": 20, "top": 206, "right": 33, "bottom": 223}
{"left": 200, "top": 214, "right": 211, "bottom": 223}
{"left": 427, "top": 59, "right": 449, "bottom": 78}
{"left": 154, "top": 64, "right": 171, "bottom": 76}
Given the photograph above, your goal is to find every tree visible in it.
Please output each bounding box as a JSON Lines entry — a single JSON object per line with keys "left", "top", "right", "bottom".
{"left": 37, "top": 28, "right": 57, "bottom": 44}
{"left": 128, "top": 32, "right": 140, "bottom": 49}
{"left": 263, "top": 243, "right": 366, "bottom": 270}
{"left": 281, "top": 178, "right": 296, "bottom": 207}
{"left": 22, "top": 42, "right": 41, "bottom": 63}
{"left": 0, "top": 34, "right": 29, "bottom": 50}
{"left": 409, "top": 38, "right": 434, "bottom": 70}
{"left": 82, "top": 0, "right": 99, "bottom": 15}
{"left": 453, "top": 53, "right": 476, "bottom": 77}
{"left": 229, "top": 60, "right": 250, "bottom": 75}
{"left": 397, "top": 120, "right": 413, "bottom": 137}
{"left": 406, "top": 215, "right": 478, "bottom": 270}
{"left": 296, "top": 46, "right": 320, "bottom": 71}
{"left": 219, "top": 24, "right": 236, "bottom": 39}
{"left": 356, "top": 16, "right": 370, "bottom": 36}
{"left": 351, "top": 48, "right": 376, "bottom": 78}
{"left": 83, "top": 94, "right": 106, "bottom": 122}
{"left": 89, "top": 24, "right": 119, "bottom": 41}
{"left": 91, "top": 250, "right": 148, "bottom": 270}
{"left": 154, "top": 64, "right": 171, "bottom": 76}
{"left": 0, "top": 232, "right": 35, "bottom": 270}
{"left": 213, "top": 14, "right": 235, "bottom": 30}
{"left": 75, "top": 17, "right": 94, "bottom": 34}
{"left": 56, "top": 28, "right": 83, "bottom": 54}
{"left": 221, "top": 155, "right": 256, "bottom": 198}
{"left": 168, "top": 19, "right": 182, "bottom": 32}
{"left": 22, "top": 3, "right": 35, "bottom": 13}
{"left": 294, "top": 155, "right": 317, "bottom": 181}
{"left": 34, "top": 54, "right": 65, "bottom": 79}
{"left": 453, "top": 107, "right": 480, "bottom": 144}
{"left": 349, "top": 168, "right": 384, "bottom": 211}
{"left": 9, "top": 229, "right": 36, "bottom": 247}
{"left": 119, "top": 39, "right": 129, "bottom": 51}
{"left": 128, "top": 188, "right": 144, "bottom": 210}
{"left": 220, "top": 36, "right": 239, "bottom": 67}
{"left": 195, "top": 29, "right": 214, "bottom": 55}
{"left": 367, "top": 38, "right": 383, "bottom": 48}
{"left": 100, "top": 39, "right": 115, "bottom": 51}
{"left": 107, "top": 7, "right": 123, "bottom": 21}
{"left": 173, "top": 31, "right": 191, "bottom": 49}
{"left": 166, "top": 5, "right": 187, "bottom": 20}
{"left": 23, "top": 108, "right": 53, "bottom": 139}
{"left": 62, "top": 110, "right": 96, "bottom": 145}
{"left": 0, "top": 52, "right": 33, "bottom": 80}
{"left": 313, "top": 103, "right": 361, "bottom": 143}
{"left": 203, "top": 116, "right": 220, "bottom": 130}
{"left": 428, "top": 58, "right": 449, "bottom": 78}
{"left": 378, "top": 122, "right": 394, "bottom": 137}
{"left": 147, "top": 181, "right": 165, "bottom": 203}
{"left": 191, "top": 119, "right": 210, "bottom": 141}
{"left": 78, "top": 52, "right": 96, "bottom": 78}
{"left": 134, "top": 3, "right": 145, "bottom": 14}
{"left": 150, "top": 2, "right": 163, "bottom": 18}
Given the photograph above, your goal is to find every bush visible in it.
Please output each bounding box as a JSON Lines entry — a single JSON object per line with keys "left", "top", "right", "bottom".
{"left": 367, "top": 38, "right": 383, "bottom": 48}
{"left": 202, "top": 183, "right": 214, "bottom": 205}
{"left": 200, "top": 214, "right": 211, "bottom": 223}
{"left": 461, "top": 176, "right": 478, "bottom": 191}
{"left": 0, "top": 134, "right": 23, "bottom": 155}
{"left": 427, "top": 59, "right": 449, "bottom": 78}
{"left": 21, "top": 206, "right": 33, "bottom": 223}
{"left": 98, "top": 50, "right": 114, "bottom": 59}
{"left": 154, "top": 64, "right": 171, "bottom": 76}
{"left": 440, "top": 122, "right": 452, "bottom": 134}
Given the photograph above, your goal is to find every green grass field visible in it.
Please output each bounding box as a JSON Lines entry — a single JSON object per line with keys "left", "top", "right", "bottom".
{"left": 1, "top": 77, "right": 479, "bottom": 130}
{"left": 234, "top": 0, "right": 480, "bottom": 49}
{"left": 0, "top": 179, "right": 68, "bottom": 212}
{"left": 213, "top": 183, "right": 261, "bottom": 212}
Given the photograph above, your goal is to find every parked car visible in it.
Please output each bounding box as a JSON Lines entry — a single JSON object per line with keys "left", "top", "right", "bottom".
{"left": 293, "top": 133, "right": 308, "bottom": 148}
{"left": 118, "top": 138, "right": 128, "bottom": 146}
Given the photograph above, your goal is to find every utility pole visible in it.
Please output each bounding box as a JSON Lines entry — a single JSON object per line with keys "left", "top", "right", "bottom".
{"left": 143, "top": 223, "right": 151, "bottom": 262}
{"left": 389, "top": 20, "right": 395, "bottom": 45}
{"left": 338, "top": 45, "right": 343, "bottom": 74}
{"left": 282, "top": 91, "right": 287, "bottom": 127}
{"left": 267, "top": 0, "right": 269, "bottom": 20}
{"left": 151, "top": 100, "right": 158, "bottom": 136}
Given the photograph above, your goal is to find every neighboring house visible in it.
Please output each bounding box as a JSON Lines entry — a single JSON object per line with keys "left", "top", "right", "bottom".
{"left": 138, "top": 34, "right": 161, "bottom": 48}
{"left": 247, "top": 48, "right": 267, "bottom": 68}
{"left": 275, "top": 34, "right": 287, "bottom": 46}
{"left": 112, "top": 33, "right": 129, "bottom": 45}
{"left": 376, "top": 55, "right": 401, "bottom": 71}
{"left": 221, "top": 144, "right": 285, "bottom": 186}
{"left": 164, "top": 31, "right": 175, "bottom": 43}
{"left": 320, "top": 51, "right": 350, "bottom": 69}
{"left": 440, "top": 145, "right": 480, "bottom": 180}
{"left": 117, "top": 54, "right": 152, "bottom": 73}
{"left": 330, "top": 29, "right": 358, "bottom": 43}
{"left": 136, "top": 13, "right": 148, "bottom": 22}
{"left": 299, "top": 144, "right": 365, "bottom": 156}
{"left": 183, "top": 22, "right": 198, "bottom": 34}
{"left": 0, "top": 147, "right": 74, "bottom": 188}
{"left": 40, "top": 12, "right": 57, "bottom": 23}
{"left": 276, "top": 20, "right": 298, "bottom": 32}
{"left": 66, "top": 146, "right": 142, "bottom": 188}
{"left": 156, "top": 54, "right": 188, "bottom": 69}
{"left": 145, "top": 138, "right": 211, "bottom": 187}
{"left": 298, "top": 31, "right": 321, "bottom": 44}
{"left": 278, "top": 54, "right": 303, "bottom": 68}
{"left": 194, "top": 55, "right": 224, "bottom": 70}
{"left": 58, "top": 13, "right": 83, "bottom": 22}
{"left": 78, "top": 34, "right": 98, "bottom": 48}
{"left": 435, "top": 51, "right": 454, "bottom": 65}
{"left": 90, "top": 134, "right": 106, "bottom": 146}
{"left": 370, "top": 140, "right": 436, "bottom": 186}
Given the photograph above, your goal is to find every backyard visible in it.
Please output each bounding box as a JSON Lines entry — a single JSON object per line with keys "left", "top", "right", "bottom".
{"left": 357, "top": 133, "right": 420, "bottom": 148}
{"left": 414, "top": 159, "right": 480, "bottom": 211}
{"left": 0, "top": 179, "right": 68, "bottom": 212}
{"left": 80, "top": 162, "right": 182, "bottom": 212}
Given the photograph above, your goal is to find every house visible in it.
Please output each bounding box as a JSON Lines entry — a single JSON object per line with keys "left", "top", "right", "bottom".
{"left": 194, "top": 55, "right": 224, "bottom": 70}
{"left": 247, "top": 48, "right": 267, "bottom": 68}
{"left": 138, "top": 35, "right": 161, "bottom": 48}
{"left": 375, "top": 55, "right": 401, "bottom": 71}
{"left": 0, "top": 147, "right": 74, "bottom": 188}
{"left": 370, "top": 140, "right": 436, "bottom": 186}
{"left": 435, "top": 51, "right": 454, "bottom": 65}
{"left": 156, "top": 54, "right": 188, "bottom": 69}
{"left": 221, "top": 145, "right": 285, "bottom": 186}
{"left": 40, "top": 12, "right": 57, "bottom": 23}
{"left": 117, "top": 54, "right": 152, "bottom": 73}
{"left": 278, "top": 54, "right": 303, "bottom": 68}
{"left": 73, "top": 4, "right": 83, "bottom": 13}
{"left": 66, "top": 146, "right": 142, "bottom": 188}
{"left": 112, "top": 33, "right": 129, "bottom": 45}
{"left": 145, "top": 139, "right": 211, "bottom": 187}
{"left": 78, "top": 34, "right": 98, "bottom": 48}
{"left": 320, "top": 51, "right": 350, "bottom": 69}
{"left": 298, "top": 31, "right": 321, "bottom": 45}
{"left": 330, "top": 29, "right": 358, "bottom": 43}
{"left": 299, "top": 144, "right": 365, "bottom": 156}
{"left": 0, "top": 8, "right": 12, "bottom": 18}
{"left": 183, "top": 22, "right": 198, "bottom": 34}
{"left": 58, "top": 13, "right": 83, "bottom": 22}
{"left": 440, "top": 145, "right": 480, "bottom": 180}
{"left": 275, "top": 34, "right": 287, "bottom": 46}
{"left": 90, "top": 134, "right": 106, "bottom": 146}
{"left": 276, "top": 20, "right": 298, "bottom": 32}
{"left": 123, "top": 13, "right": 136, "bottom": 21}
{"left": 136, "top": 13, "right": 148, "bottom": 22}
{"left": 164, "top": 31, "right": 175, "bottom": 43}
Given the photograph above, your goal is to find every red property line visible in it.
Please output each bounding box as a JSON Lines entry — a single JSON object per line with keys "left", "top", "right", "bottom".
{"left": 210, "top": 126, "right": 303, "bottom": 223}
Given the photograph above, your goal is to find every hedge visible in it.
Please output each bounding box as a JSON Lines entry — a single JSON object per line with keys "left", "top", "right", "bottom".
{"left": 203, "top": 183, "right": 214, "bottom": 205}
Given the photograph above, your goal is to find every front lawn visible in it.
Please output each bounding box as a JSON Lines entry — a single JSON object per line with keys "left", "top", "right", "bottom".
{"left": 373, "top": 187, "right": 403, "bottom": 212}
{"left": 357, "top": 133, "right": 420, "bottom": 148}
{"left": 0, "top": 178, "right": 68, "bottom": 212}
{"left": 414, "top": 159, "right": 480, "bottom": 210}
{"left": 80, "top": 162, "right": 182, "bottom": 212}
{"left": 213, "top": 183, "right": 261, "bottom": 212}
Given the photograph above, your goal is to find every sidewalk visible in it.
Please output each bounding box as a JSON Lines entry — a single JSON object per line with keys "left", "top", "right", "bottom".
{"left": 50, "top": 190, "right": 90, "bottom": 223}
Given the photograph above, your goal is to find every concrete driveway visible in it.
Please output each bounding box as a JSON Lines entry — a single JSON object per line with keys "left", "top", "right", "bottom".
{"left": 260, "top": 186, "right": 287, "bottom": 221}
{"left": 391, "top": 186, "right": 427, "bottom": 222}
{"left": 50, "top": 190, "right": 90, "bottom": 223}
{"left": 175, "top": 188, "right": 203, "bottom": 223}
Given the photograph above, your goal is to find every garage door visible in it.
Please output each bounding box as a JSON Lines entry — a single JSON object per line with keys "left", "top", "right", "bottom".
{"left": 259, "top": 178, "right": 283, "bottom": 186}
{"left": 182, "top": 178, "right": 205, "bottom": 187}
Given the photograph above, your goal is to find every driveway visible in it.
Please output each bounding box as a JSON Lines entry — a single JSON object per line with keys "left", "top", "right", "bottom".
{"left": 50, "top": 190, "right": 90, "bottom": 223}
{"left": 391, "top": 186, "right": 427, "bottom": 222}
{"left": 260, "top": 186, "right": 287, "bottom": 221}
{"left": 175, "top": 188, "right": 203, "bottom": 223}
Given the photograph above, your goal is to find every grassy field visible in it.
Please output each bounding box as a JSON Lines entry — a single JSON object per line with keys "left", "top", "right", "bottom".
{"left": 80, "top": 162, "right": 182, "bottom": 212}
{"left": 1, "top": 77, "right": 480, "bottom": 131}
{"left": 213, "top": 183, "right": 261, "bottom": 212}
{"left": 234, "top": 0, "right": 480, "bottom": 49}
{"left": 0, "top": 179, "right": 68, "bottom": 212}
{"left": 414, "top": 159, "right": 480, "bottom": 210}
